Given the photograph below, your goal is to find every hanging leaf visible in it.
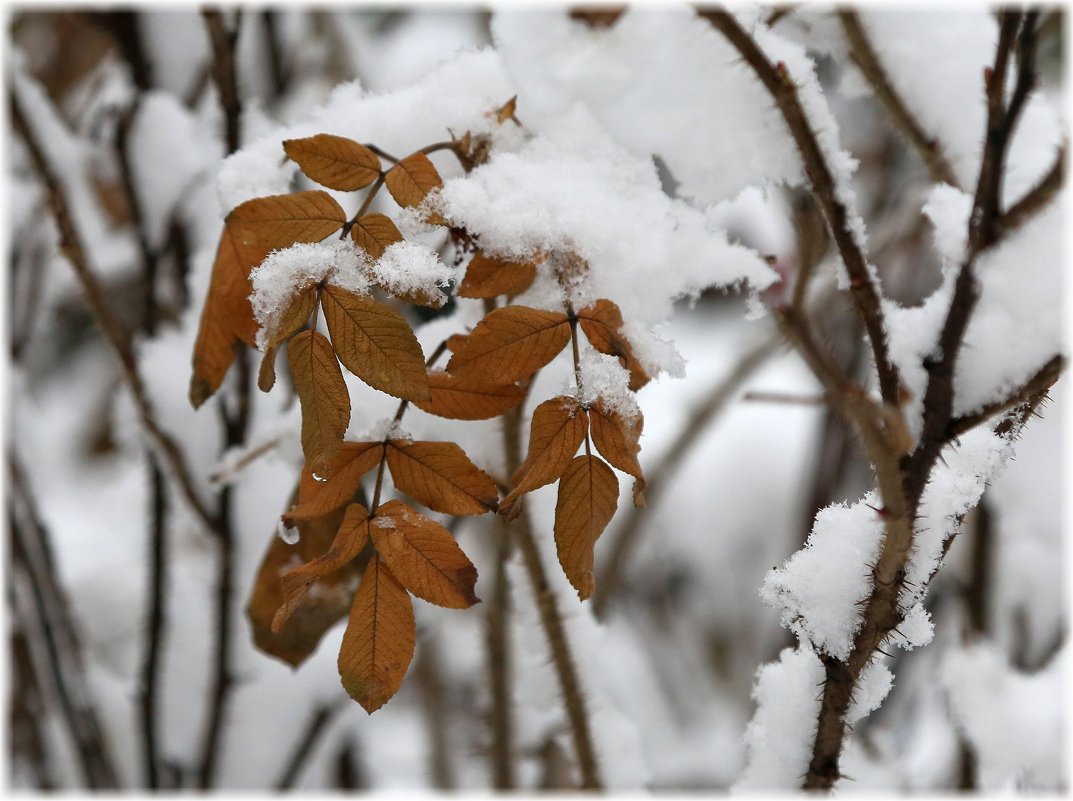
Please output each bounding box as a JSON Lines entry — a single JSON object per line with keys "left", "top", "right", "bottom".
{"left": 321, "top": 285, "right": 430, "bottom": 402}
{"left": 413, "top": 371, "right": 526, "bottom": 421}
{"left": 284, "top": 134, "right": 381, "bottom": 191}
{"left": 386, "top": 440, "right": 498, "bottom": 515}
{"left": 351, "top": 213, "right": 403, "bottom": 260}
{"left": 288, "top": 330, "right": 351, "bottom": 469}
{"left": 369, "top": 500, "right": 479, "bottom": 609}
{"left": 282, "top": 442, "right": 384, "bottom": 524}
{"left": 500, "top": 396, "right": 588, "bottom": 515}
{"left": 246, "top": 482, "right": 355, "bottom": 667}
{"left": 189, "top": 224, "right": 266, "bottom": 408}
{"left": 458, "top": 252, "right": 537, "bottom": 299}
{"left": 446, "top": 306, "right": 570, "bottom": 384}
{"left": 257, "top": 283, "right": 319, "bottom": 392}
{"left": 338, "top": 555, "right": 415, "bottom": 713}
{"left": 384, "top": 152, "right": 443, "bottom": 208}
{"left": 588, "top": 400, "right": 646, "bottom": 507}
{"left": 577, "top": 299, "right": 651, "bottom": 390}
{"left": 554, "top": 455, "right": 618, "bottom": 600}
{"left": 226, "top": 190, "right": 346, "bottom": 250}
{"left": 272, "top": 503, "right": 371, "bottom": 633}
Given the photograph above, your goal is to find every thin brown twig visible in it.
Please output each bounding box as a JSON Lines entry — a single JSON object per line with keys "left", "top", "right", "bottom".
{"left": 946, "top": 354, "right": 1063, "bottom": 440}
{"left": 202, "top": 9, "right": 244, "bottom": 154}
{"left": 838, "top": 11, "right": 959, "bottom": 188}
{"left": 697, "top": 9, "right": 903, "bottom": 408}
{"left": 996, "top": 146, "right": 1065, "bottom": 240}
{"left": 274, "top": 703, "right": 345, "bottom": 789}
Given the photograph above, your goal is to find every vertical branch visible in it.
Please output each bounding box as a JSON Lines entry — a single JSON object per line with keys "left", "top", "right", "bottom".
{"left": 413, "top": 635, "right": 457, "bottom": 790}
{"left": 195, "top": 8, "right": 248, "bottom": 790}
{"left": 273, "top": 703, "right": 344, "bottom": 790}
{"left": 9, "top": 453, "right": 121, "bottom": 789}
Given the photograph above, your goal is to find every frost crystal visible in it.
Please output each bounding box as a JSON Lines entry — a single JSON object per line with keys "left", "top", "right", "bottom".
{"left": 250, "top": 239, "right": 371, "bottom": 349}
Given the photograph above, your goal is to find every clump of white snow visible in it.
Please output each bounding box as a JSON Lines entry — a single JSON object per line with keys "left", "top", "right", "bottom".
{"left": 847, "top": 660, "right": 894, "bottom": 725}
{"left": 361, "top": 418, "right": 411, "bottom": 443}
{"left": 250, "top": 239, "right": 370, "bottom": 350}
{"left": 575, "top": 350, "right": 639, "bottom": 423}
{"left": 761, "top": 495, "right": 886, "bottom": 661}
{"left": 371, "top": 240, "right": 454, "bottom": 301}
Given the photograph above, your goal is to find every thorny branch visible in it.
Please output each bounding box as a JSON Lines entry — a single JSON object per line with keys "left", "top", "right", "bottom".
{"left": 697, "top": 8, "right": 903, "bottom": 409}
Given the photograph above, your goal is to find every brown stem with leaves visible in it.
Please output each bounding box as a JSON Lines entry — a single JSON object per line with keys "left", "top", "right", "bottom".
{"left": 697, "top": 9, "right": 902, "bottom": 408}
{"left": 838, "top": 11, "right": 959, "bottom": 187}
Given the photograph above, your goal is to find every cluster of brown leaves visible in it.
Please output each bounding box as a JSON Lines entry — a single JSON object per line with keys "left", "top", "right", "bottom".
{"left": 190, "top": 104, "right": 650, "bottom": 713}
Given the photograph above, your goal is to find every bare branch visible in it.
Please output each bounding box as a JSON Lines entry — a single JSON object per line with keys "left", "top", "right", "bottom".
{"left": 274, "top": 703, "right": 345, "bottom": 789}
{"left": 838, "top": 11, "right": 959, "bottom": 187}
{"left": 947, "top": 354, "right": 1063, "bottom": 440}
{"left": 696, "top": 9, "right": 903, "bottom": 407}
{"left": 996, "top": 146, "right": 1065, "bottom": 240}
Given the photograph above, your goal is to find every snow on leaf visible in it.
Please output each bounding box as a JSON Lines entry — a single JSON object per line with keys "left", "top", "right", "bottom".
{"left": 288, "top": 330, "right": 351, "bottom": 470}
{"left": 577, "top": 299, "right": 651, "bottom": 391}
{"left": 320, "top": 284, "right": 430, "bottom": 401}
{"left": 446, "top": 305, "right": 570, "bottom": 384}
{"left": 385, "top": 440, "right": 499, "bottom": 516}
{"left": 369, "top": 499, "right": 479, "bottom": 609}
{"left": 338, "top": 555, "right": 415, "bottom": 714}
{"left": 226, "top": 190, "right": 346, "bottom": 250}
{"left": 500, "top": 396, "right": 588, "bottom": 516}
{"left": 257, "top": 283, "right": 318, "bottom": 392}
{"left": 553, "top": 454, "right": 618, "bottom": 600}
{"left": 272, "top": 503, "right": 370, "bottom": 633}
{"left": 283, "top": 133, "right": 381, "bottom": 191}
{"left": 413, "top": 371, "right": 526, "bottom": 421}
{"left": 351, "top": 213, "right": 403, "bottom": 260}
{"left": 370, "top": 240, "right": 452, "bottom": 309}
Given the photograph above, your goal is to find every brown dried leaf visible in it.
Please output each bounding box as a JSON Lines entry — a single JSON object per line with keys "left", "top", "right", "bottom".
{"left": 369, "top": 500, "right": 479, "bottom": 609}
{"left": 458, "top": 252, "right": 537, "bottom": 299}
{"left": 496, "top": 95, "right": 519, "bottom": 125}
{"left": 271, "top": 503, "right": 370, "bottom": 633}
{"left": 445, "top": 334, "right": 469, "bottom": 354}
{"left": 413, "top": 371, "right": 526, "bottom": 420}
{"left": 226, "top": 190, "right": 346, "bottom": 250}
{"left": 321, "top": 286, "right": 430, "bottom": 402}
{"left": 190, "top": 224, "right": 266, "bottom": 408}
{"left": 288, "top": 330, "right": 351, "bottom": 469}
{"left": 257, "top": 283, "right": 318, "bottom": 392}
{"left": 284, "top": 134, "right": 381, "bottom": 191}
{"left": 588, "top": 401, "right": 645, "bottom": 507}
{"left": 283, "top": 442, "right": 384, "bottom": 524}
{"left": 338, "top": 555, "right": 415, "bottom": 713}
{"left": 384, "top": 152, "right": 443, "bottom": 209}
{"left": 446, "top": 306, "right": 570, "bottom": 384}
{"left": 577, "top": 299, "right": 651, "bottom": 390}
{"left": 386, "top": 440, "right": 498, "bottom": 515}
{"left": 500, "top": 396, "right": 588, "bottom": 515}
{"left": 554, "top": 455, "right": 618, "bottom": 600}
{"left": 351, "top": 213, "right": 403, "bottom": 260}
{"left": 246, "top": 483, "right": 355, "bottom": 667}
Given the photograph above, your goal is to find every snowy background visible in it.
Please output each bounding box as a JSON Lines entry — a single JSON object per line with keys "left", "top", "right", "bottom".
{"left": 6, "top": 6, "right": 1066, "bottom": 792}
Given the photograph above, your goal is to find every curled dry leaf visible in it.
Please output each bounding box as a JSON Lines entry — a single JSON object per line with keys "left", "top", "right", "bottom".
{"left": 284, "top": 133, "right": 381, "bottom": 191}
{"left": 384, "top": 152, "right": 443, "bottom": 209}
{"left": 226, "top": 190, "right": 346, "bottom": 250}
{"left": 288, "top": 330, "right": 351, "bottom": 469}
{"left": 246, "top": 481, "right": 355, "bottom": 667}
{"left": 554, "top": 455, "right": 619, "bottom": 600}
{"left": 446, "top": 306, "right": 570, "bottom": 384}
{"left": 588, "top": 400, "right": 646, "bottom": 507}
{"left": 458, "top": 252, "right": 537, "bottom": 299}
{"left": 369, "top": 500, "right": 479, "bottom": 609}
{"left": 257, "top": 283, "right": 318, "bottom": 392}
{"left": 500, "top": 396, "right": 588, "bottom": 516}
{"left": 321, "top": 285, "right": 430, "bottom": 401}
{"left": 351, "top": 213, "right": 403, "bottom": 260}
{"left": 413, "top": 371, "right": 527, "bottom": 421}
{"left": 190, "top": 224, "right": 266, "bottom": 408}
{"left": 386, "top": 440, "right": 499, "bottom": 515}
{"left": 271, "top": 503, "right": 370, "bottom": 634}
{"left": 282, "top": 442, "right": 384, "bottom": 524}
{"left": 338, "top": 555, "right": 415, "bottom": 714}
{"left": 577, "top": 299, "right": 652, "bottom": 391}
